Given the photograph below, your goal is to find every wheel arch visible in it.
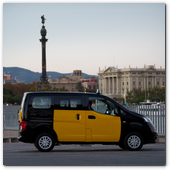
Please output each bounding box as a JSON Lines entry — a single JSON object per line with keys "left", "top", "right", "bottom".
{"left": 33, "top": 124, "right": 58, "bottom": 143}
{"left": 120, "top": 122, "right": 145, "bottom": 143}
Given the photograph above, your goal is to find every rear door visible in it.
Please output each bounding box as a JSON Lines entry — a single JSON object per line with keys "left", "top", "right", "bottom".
{"left": 53, "top": 95, "right": 85, "bottom": 142}
{"left": 86, "top": 96, "right": 121, "bottom": 142}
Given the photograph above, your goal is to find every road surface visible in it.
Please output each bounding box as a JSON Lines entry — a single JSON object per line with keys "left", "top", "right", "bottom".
{"left": 3, "top": 142, "right": 165, "bottom": 166}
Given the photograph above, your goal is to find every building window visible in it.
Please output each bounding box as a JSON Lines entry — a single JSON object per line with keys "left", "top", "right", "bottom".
{"left": 162, "top": 82, "right": 165, "bottom": 85}
{"left": 139, "top": 82, "right": 141, "bottom": 85}
{"left": 133, "top": 82, "right": 135, "bottom": 85}
{"left": 127, "top": 82, "right": 128, "bottom": 85}
{"left": 122, "top": 82, "right": 124, "bottom": 85}
{"left": 157, "top": 82, "right": 159, "bottom": 85}
{"left": 149, "top": 82, "right": 151, "bottom": 85}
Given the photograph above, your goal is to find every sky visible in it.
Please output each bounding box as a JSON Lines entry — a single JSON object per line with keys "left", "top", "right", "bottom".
{"left": 3, "top": 3, "right": 165, "bottom": 75}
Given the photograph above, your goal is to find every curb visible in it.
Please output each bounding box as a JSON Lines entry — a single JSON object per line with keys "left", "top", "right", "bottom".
{"left": 3, "top": 137, "right": 19, "bottom": 143}
{"left": 157, "top": 135, "right": 165, "bottom": 143}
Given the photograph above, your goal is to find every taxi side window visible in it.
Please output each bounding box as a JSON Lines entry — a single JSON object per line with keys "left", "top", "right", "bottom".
{"left": 32, "top": 96, "right": 51, "bottom": 109}
{"left": 120, "top": 109, "right": 126, "bottom": 115}
{"left": 88, "top": 97, "right": 116, "bottom": 116}
{"left": 60, "top": 100, "right": 69, "bottom": 108}
{"left": 28, "top": 96, "right": 54, "bottom": 120}
{"left": 56, "top": 96, "right": 83, "bottom": 110}
{"left": 70, "top": 99, "right": 81, "bottom": 108}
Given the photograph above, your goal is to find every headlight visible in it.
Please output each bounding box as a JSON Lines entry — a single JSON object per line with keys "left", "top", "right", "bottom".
{"left": 143, "top": 116, "right": 157, "bottom": 132}
{"left": 143, "top": 116, "right": 152, "bottom": 123}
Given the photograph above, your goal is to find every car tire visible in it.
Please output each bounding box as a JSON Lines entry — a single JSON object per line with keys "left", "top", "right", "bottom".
{"left": 124, "top": 132, "right": 143, "bottom": 151}
{"left": 35, "top": 133, "right": 55, "bottom": 152}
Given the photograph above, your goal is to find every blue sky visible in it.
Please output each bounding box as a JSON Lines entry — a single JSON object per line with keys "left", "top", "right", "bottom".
{"left": 3, "top": 3, "right": 165, "bottom": 75}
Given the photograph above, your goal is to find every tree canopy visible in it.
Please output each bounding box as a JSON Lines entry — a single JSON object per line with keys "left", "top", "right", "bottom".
{"left": 126, "top": 87, "right": 165, "bottom": 104}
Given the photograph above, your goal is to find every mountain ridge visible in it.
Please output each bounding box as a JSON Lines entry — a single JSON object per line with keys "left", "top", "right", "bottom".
{"left": 3, "top": 67, "right": 98, "bottom": 84}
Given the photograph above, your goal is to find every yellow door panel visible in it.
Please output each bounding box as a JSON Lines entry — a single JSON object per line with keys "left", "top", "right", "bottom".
{"left": 85, "top": 128, "right": 92, "bottom": 142}
{"left": 86, "top": 111, "right": 121, "bottom": 142}
{"left": 53, "top": 110, "right": 85, "bottom": 141}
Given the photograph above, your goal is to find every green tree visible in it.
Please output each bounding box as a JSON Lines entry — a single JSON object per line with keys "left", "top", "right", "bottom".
{"left": 42, "top": 84, "right": 50, "bottom": 91}
{"left": 3, "top": 94, "right": 11, "bottom": 103}
{"left": 52, "top": 87, "right": 59, "bottom": 91}
{"left": 76, "top": 82, "right": 84, "bottom": 92}
{"left": 59, "top": 86, "right": 69, "bottom": 92}
{"left": 126, "top": 87, "right": 165, "bottom": 104}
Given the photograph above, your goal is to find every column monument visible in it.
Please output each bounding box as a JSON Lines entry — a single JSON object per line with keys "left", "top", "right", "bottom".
{"left": 39, "top": 15, "right": 49, "bottom": 85}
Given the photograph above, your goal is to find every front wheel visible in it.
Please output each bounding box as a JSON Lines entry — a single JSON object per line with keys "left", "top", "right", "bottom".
{"left": 35, "top": 133, "right": 55, "bottom": 152}
{"left": 124, "top": 132, "right": 143, "bottom": 151}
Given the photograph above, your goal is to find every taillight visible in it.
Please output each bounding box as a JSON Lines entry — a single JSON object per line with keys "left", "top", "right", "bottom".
{"left": 20, "top": 121, "right": 26, "bottom": 131}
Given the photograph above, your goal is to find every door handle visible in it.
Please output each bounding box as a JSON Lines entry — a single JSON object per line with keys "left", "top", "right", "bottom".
{"left": 77, "top": 114, "right": 80, "bottom": 120}
{"left": 88, "top": 115, "right": 96, "bottom": 119}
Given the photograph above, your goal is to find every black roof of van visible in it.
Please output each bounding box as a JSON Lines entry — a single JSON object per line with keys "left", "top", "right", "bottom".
{"left": 24, "top": 92, "right": 98, "bottom": 95}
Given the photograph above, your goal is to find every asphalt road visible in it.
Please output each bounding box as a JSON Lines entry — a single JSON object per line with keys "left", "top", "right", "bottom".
{"left": 3, "top": 142, "right": 165, "bottom": 166}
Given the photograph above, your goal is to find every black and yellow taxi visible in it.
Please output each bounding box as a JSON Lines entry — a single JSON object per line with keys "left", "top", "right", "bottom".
{"left": 18, "top": 90, "right": 157, "bottom": 152}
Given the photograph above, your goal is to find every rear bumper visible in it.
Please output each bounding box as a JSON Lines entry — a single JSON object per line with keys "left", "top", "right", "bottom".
{"left": 18, "top": 129, "right": 35, "bottom": 143}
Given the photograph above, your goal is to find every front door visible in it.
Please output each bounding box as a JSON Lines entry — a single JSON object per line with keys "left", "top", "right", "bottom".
{"left": 86, "top": 96, "right": 121, "bottom": 142}
{"left": 53, "top": 95, "right": 85, "bottom": 142}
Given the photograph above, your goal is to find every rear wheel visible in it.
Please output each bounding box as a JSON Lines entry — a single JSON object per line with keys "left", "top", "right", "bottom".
{"left": 124, "top": 132, "right": 143, "bottom": 151}
{"left": 35, "top": 133, "right": 55, "bottom": 152}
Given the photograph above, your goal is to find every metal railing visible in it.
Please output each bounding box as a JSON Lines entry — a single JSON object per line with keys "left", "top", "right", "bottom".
{"left": 3, "top": 105, "right": 20, "bottom": 130}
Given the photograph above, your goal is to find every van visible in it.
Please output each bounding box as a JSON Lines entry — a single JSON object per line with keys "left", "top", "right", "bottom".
{"left": 18, "top": 91, "right": 157, "bottom": 152}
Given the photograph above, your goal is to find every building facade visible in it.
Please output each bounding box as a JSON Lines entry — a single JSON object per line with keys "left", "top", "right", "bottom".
{"left": 98, "top": 65, "right": 165, "bottom": 98}
{"left": 81, "top": 77, "right": 98, "bottom": 92}
{"left": 3, "top": 73, "right": 18, "bottom": 84}
{"left": 49, "top": 70, "right": 84, "bottom": 92}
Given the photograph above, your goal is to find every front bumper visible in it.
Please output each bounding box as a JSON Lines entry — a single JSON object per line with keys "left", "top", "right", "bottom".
{"left": 145, "top": 131, "right": 158, "bottom": 143}
{"left": 146, "top": 123, "right": 158, "bottom": 143}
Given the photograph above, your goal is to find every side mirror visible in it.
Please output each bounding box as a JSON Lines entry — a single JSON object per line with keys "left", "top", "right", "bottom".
{"left": 114, "top": 108, "right": 118, "bottom": 115}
